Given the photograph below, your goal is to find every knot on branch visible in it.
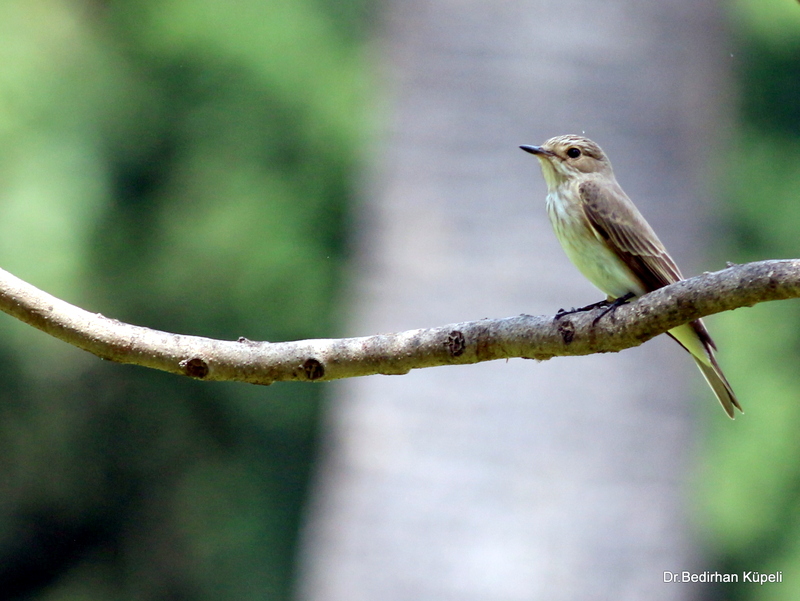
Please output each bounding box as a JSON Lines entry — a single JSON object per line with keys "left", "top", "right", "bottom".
{"left": 302, "top": 358, "right": 325, "bottom": 380}
{"left": 557, "top": 319, "right": 575, "bottom": 344}
{"left": 446, "top": 330, "right": 466, "bottom": 357}
{"left": 180, "top": 357, "right": 210, "bottom": 379}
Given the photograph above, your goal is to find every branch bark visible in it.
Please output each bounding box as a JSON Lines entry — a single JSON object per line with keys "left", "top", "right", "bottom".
{"left": 0, "top": 259, "right": 797, "bottom": 385}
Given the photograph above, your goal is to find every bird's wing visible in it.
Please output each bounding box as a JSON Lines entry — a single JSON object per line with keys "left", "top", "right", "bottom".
{"left": 578, "top": 178, "right": 717, "bottom": 351}
{"left": 578, "top": 179, "right": 683, "bottom": 291}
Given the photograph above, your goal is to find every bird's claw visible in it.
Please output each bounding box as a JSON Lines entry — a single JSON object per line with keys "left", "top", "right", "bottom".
{"left": 553, "top": 293, "right": 635, "bottom": 325}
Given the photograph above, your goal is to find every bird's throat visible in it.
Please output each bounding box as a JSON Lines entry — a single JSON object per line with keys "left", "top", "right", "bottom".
{"left": 536, "top": 158, "right": 566, "bottom": 190}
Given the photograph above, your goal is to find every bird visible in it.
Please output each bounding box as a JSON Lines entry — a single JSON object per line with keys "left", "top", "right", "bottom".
{"left": 520, "top": 134, "right": 741, "bottom": 418}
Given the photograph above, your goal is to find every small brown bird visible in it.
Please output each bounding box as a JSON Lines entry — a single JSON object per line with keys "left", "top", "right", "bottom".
{"left": 520, "top": 135, "right": 741, "bottom": 418}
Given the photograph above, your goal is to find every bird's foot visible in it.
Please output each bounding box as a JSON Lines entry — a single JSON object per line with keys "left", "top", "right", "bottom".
{"left": 589, "top": 292, "right": 635, "bottom": 325}
{"left": 555, "top": 299, "right": 613, "bottom": 320}
{"left": 554, "top": 292, "right": 635, "bottom": 325}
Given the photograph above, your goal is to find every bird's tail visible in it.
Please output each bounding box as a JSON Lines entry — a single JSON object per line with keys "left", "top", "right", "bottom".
{"left": 668, "top": 321, "right": 742, "bottom": 419}
{"left": 692, "top": 353, "right": 741, "bottom": 419}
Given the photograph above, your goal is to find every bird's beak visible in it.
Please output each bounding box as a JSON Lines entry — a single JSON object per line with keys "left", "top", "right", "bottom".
{"left": 520, "top": 145, "right": 554, "bottom": 157}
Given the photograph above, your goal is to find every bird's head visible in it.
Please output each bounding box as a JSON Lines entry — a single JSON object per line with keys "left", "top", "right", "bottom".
{"left": 520, "top": 135, "right": 613, "bottom": 189}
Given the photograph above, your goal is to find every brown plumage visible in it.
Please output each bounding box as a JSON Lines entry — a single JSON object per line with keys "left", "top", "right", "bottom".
{"left": 521, "top": 135, "right": 741, "bottom": 418}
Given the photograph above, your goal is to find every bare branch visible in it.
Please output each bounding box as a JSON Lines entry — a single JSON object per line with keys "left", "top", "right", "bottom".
{"left": 0, "top": 260, "right": 798, "bottom": 384}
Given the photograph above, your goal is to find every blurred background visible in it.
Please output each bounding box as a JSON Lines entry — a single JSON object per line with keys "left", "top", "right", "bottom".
{"left": 0, "top": 1, "right": 797, "bottom": 600}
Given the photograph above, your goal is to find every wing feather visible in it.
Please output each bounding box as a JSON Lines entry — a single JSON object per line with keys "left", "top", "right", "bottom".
{"left": 578, "top": 179, "right": 682, "bottom": 290}
{"left": 578, "top": 179, "right": 716, "bottom": 351}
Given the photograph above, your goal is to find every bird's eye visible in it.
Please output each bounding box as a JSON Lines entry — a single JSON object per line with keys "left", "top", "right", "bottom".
{"left": 566, "top": 147, "right": 581, "bottom": 159}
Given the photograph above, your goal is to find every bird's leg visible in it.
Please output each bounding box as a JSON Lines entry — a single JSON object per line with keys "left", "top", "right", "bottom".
{"left": 554, "top": 292, "right": 636, "bottom": 324}
{"left": 555, "top": 299, "right": 612, "bottom": 320}
{"left": 590, "top": 292, "right": 635, "bottom": 325}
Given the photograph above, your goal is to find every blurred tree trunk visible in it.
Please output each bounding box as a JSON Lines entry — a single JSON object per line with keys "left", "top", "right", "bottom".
{"left": 299, "top": 1, "right": 731, "bottom": 599}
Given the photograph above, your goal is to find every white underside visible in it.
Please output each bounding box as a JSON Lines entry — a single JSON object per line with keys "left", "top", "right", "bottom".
{"left": 546, "top": 192, "right": 645, "bottom": 298}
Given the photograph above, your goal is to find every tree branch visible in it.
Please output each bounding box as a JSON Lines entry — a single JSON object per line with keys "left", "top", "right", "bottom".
{"left": 0, "top": 260, "right": 797, "bottom": 384}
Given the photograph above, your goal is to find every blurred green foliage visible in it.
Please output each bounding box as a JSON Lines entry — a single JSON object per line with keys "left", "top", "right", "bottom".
{"left": 0, "top": 0, "right": 367, "bottom": 599}
{"left": 696, "top": 1, "right": 800, "bottom": 599}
